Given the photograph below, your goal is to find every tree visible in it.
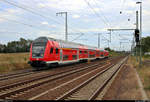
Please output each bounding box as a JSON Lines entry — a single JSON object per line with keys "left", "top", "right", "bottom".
{"left": 141, "top": 36, "right": 150, "bottom": 54}
{"left": 0, "top": 44, "right": 5, "bottom": 53}
{"left": 105, "top": 47, "right": 111, "bottom": 51}
{"left": 0, "top": 37, "right": 33, "bottom": 53}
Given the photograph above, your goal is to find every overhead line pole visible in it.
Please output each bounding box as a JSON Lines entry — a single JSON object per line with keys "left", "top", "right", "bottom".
{"left": 136, "top": 1, "right": 142, "bottom": 66}
{"left": 108, "top": 28, "right": 135, "bottom": 54}
{"left": 135, "top": 11, "right": 139, "bottom": 62}
{"left": 98, "top": 33, "right": 101, "bottom": 48}
{"left": 120, "top": 42, "right": 130, "bottom": 51}
{"left": 136, "top": 11, "right": 139, "bottom": 30}
{"left": 56, "top": 12, "right": 68, "bottom": 41}
{"left": 108, "top": 29, "right": 135, "bottom": 31}
{"left": 108, "top": 30, "right": 111, "bottom": 49}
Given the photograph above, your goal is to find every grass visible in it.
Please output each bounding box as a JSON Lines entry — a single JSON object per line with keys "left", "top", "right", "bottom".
{"left": 109, "top": 51, "right": 123, "bottom": 57}
{"left": 0, "top": 52, "right": 31, "bottom": 74}
{"left": 128, "top": 55, "right": 150, "bottom": 98}
{"left": 0, "top": 51, "right": 123, "bottom": 74}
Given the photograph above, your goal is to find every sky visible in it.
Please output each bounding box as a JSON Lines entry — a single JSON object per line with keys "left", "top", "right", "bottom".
{"left": 0, "top": 0, "right": 149, "bottom": 51}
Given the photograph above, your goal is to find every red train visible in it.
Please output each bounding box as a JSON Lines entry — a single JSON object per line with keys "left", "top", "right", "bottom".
{"left": 28, "top": 37, "right": 109, "bottom": 69}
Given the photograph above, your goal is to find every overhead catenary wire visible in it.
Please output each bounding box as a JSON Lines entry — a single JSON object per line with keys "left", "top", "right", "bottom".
{"left": 0, "top": 0, "right": 63, "bottom": 25}
{"left": 0, "top": 0, "right": 117, "bottom": 49}
{"left": 120, "top": 0, "right": 126, "bottom": 14}
{"left": 0, "top": 17, "right": 42, "bottom": 29}
{"left": 0, "top": 31, "right": 30, "bottom": 34}
{"left": 1, "top": 0, "right": 89, "bottom": 41}
{"left": 0, "top": 8, "right": 60, "bottom": 31}
{"left": 0, "top": 7, "right": 41, "bottom": 26}
{"left": 16, "top": 0, "right": 65, "bottom": 25}
{"left": 34, "top": 0, "right": 89, "bottom": 36}
{"left": 117, "top": 0, "right": 137, "bottom": 29}
{"left": 92, "top": 0, "right": 112, "bottom": 28}
{"left": 72, "top": 0, "right": 111, "bottom": 42}
{"left": 2, "top": 0, "right": 112, "bottom": 43}
{"left": 18, "top": 0, "right": 87, "bottom": 34}
{"left": 84, "top": 0, "right": 110, "bottom": 28}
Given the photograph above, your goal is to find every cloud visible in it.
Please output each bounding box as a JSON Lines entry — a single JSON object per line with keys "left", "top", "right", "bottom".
{"left": 77, "top": 28, "right": 107, "bottom": 32}
{"left": 36, "top": 0, "right": 87, "bottom": 12}
{"left": 72, "top": 14, "right": 80, "bottom": 19}
{"left": 0, "top": 0, "right": 150, "bottom": 51}
{"left": 0, "top": 9, "right": 20, "bottom": 23}
{"left": 51, "top": 25, "right": 56, "bottom": 28}
{"left": 41, "top": 21, "right": 57, "bottom": 28}
{"left": 6, "top": 9, "right": 19, "bottom": 13}
{"left": 83, "top": 19, "right": 90, "bottom": 22}
{"left": 41, "top": 21, "right": 49, "bottom": 25}
{"left": 37, "top": 3, "right": 46, "bottom": 8}
{"left": 93, "top": 8, "right": 100, "bottom": 12}
{"left": 37, "top": 30, "right": 65, "bottom": 39}
{"left": 125, "top": 1, "right": 136, "bottom": 8}
{"left": 0, "top": 18, "right": 6, "bottom": 22}
{"left": 125, "top": 10, "right": 134, "bottom": 14}
{"left": 143, "top": 10, "right": 150, "bottom": 16}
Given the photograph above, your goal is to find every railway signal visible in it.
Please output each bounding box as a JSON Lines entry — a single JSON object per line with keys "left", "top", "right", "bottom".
{"left": 135, "top": 29, "right": 139, "bottom": 43}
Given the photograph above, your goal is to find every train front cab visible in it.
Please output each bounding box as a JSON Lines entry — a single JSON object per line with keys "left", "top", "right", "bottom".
{"left": 29, "top": 37, "right": 60, "bottom": 68}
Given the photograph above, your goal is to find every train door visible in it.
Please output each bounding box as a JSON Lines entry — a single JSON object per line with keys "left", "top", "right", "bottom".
{"left": 49, "top": 47, "right": 54, "bottom": 60}
{"left": 88, "top": 49, "right": 89, "bottom": 58}
{"left": 60, "top": 49, "right": 63, "bottom": 61}
{"left": 77, "top": 49, "right": 79, "bottom": 60}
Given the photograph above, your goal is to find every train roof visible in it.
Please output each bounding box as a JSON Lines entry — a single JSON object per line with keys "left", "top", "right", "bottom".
{"left": 34, "top": 36, "right": 104, "bottom": 51}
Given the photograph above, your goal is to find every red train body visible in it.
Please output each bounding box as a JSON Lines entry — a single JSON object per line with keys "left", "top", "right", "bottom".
{"left": 28, "top": 37, "right": 109, "bottom": 69}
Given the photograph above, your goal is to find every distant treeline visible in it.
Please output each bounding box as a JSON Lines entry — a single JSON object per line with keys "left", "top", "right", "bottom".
{"left": 0, "top": 38, "right": 33, "bottom": 53}
{"left": 133, "top": 36, "right": 150, "bottom": 55}
{"left": 141, "top": 36, "right": 150, "bottom": 54}
{"left": 0, "top": 36, "right": 150, "bottom": 54}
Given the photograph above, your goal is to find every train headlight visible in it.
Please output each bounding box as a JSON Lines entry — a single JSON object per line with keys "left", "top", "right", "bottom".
{"left": 40, "top": 53, "right": 44, "bottom": 57}
{"left": 32, "top": 54, "right": 36, "bottom": 57}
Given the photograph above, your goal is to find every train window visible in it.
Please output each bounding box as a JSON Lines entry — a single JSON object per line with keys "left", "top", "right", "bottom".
{"left": 96, "top": 52, "right": 99, "bottom": 55}
{"left": 90, "top": 54, "right": 95, "bottom": 58}
{"left": 50, "top": 47, "right": 53, "bottom": 53}
{"left": 72, "top": 55, "right": 77, "bottom": 60}
{"left": 56, "top": 48, "right": 59, "bottom": 54}
{"left": 80, "top": 51, "right": 82, "bottom": 54}
{"left": 63, "top": 55, "right": 68, "bottom": 60}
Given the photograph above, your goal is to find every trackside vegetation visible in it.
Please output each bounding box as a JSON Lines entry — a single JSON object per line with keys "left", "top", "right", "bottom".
{"left": 0, "top": 50, "right": 122, "bottom": 73}
{"left": 0, "top": 53, "right": 31, "bottom": 74}
{"left": 128, "top": 56, "right": 150, "bottom": 98}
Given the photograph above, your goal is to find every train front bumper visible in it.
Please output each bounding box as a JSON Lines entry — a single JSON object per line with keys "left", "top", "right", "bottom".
{"left": 28, "top": 61, "right": 46, "bottom": 67}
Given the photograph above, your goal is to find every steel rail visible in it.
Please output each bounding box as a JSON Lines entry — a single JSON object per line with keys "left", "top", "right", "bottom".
{"left": 89, "top": 57, "right": 128, "bottom": 100}
{"left": 56, "top": 57, "right": 127, "bottom": 100}
{"left": 0, "top": 59, "right": 111, "bottom": 99}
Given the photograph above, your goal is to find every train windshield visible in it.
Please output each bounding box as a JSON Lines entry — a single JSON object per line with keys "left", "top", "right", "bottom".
{"left": 32, "top": 42, "right": 47, "bottom": 58}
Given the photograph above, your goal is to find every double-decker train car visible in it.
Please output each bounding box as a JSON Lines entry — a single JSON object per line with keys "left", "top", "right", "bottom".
{"left": 28, "top": 37, "right": 109, "bottom": 69}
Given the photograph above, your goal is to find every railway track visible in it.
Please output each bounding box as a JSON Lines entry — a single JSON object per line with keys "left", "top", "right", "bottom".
{"left": 0, "top": 58, "right": 109, "bottom": 82}
{"left": 0, "top": 58, "right": 110, "bottom": 89}
{"left": 26, "top": 56, "right": 124, "bottom": 100}
{"left": 56, "top": 56, "right": 128, "bottom": 100}
{"left": 0, "top": 58, "right": 112, "bottom": 99}
{"left": 0, "top": 69, "right": 35, "bottom": 81}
